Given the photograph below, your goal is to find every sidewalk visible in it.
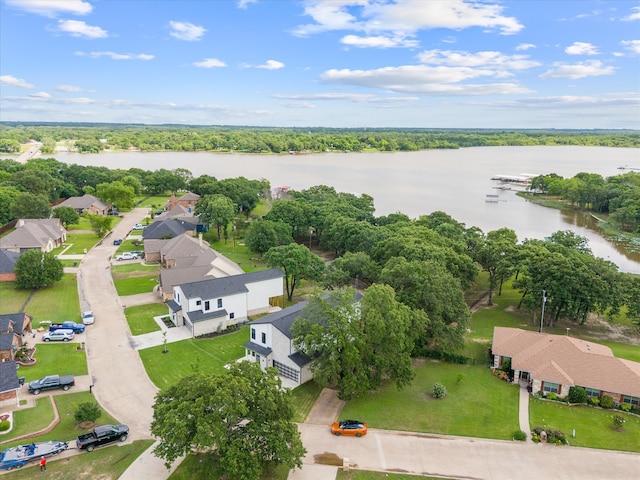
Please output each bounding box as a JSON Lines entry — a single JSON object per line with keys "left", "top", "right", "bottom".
{"left": 519, "top": 383, "right": 532, "bottom": 441}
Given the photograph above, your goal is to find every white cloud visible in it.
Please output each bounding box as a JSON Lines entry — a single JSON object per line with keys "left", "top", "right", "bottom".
{"left": 518, "top": 93, "right": 639, "bottom": 108}
{"left": 417, "top": 49, "right": 539, "bottom": 70}
{"left": 565, "top": 42, "right": 599, "bottom": 55}
{"left": 237, "top": 0, "right": 258, "bottom": 9}
{"left": 256, "top": 60, "right": 285, "bottom": 70}
{"left": 273, "top": 92, "right": 418, "bottom": 103}
{"left": 293, "top": 0, "right": 523, "bottom": 37}
{"left": 56, "top": 84, "right": 83, "bottom": 92}
{"left": 57, "top": 20, "right": 108, "bottom": 39}
{"left": 321, "top": 65, "right": 532, "bottom": 95}
{"left": 621, "top": 40, "right": 640, "bottom": 54}
{"left": 341, "top": 34, "right": 419, "bottom": 48}
{"left": 76, "top": 51, "right": 154, "bottom": 60}
{"left": 0, "top": 75, "right": 34, "bottom": 88}
{"left": 169, "top": 21, "right": 207, "bottom": 41}
{"left": 540, "top": 60, "right": 615, "bottom": 79}
{"left": 193, "top": 58, "right": 227, "bottom": 68}
{"left": 5, "top": 0, "right": 92, "bottom": 17}
{"left": 515, "top": 43, "right": 536, "bottom": 51}
{"left": 29, "top": 91, "right": 51, "bottom": 98}
{"left": 622, "top": 6, "right": 640, "bottom": 21}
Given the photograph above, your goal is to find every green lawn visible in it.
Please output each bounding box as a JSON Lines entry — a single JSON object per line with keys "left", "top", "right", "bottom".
{"left": 1, "top": 440, "right": 153, "bottom": 479}
{"left": 0, "top": 283, "right": 31, "bottom": 313}
{"left": 3, "top": 392, "right": 120, "bottom": 448}
{"left": 1, "top": 397, "right": 54, "bottom": 442}
{"left": 340, "top": 361, "right": 520, "bottom": 440}
{"left": 19, "top": 342, "right": 88, "bottom": 381}
{"left": 169, "top": 452, "right": 289, "bottom": 480}
{"left": 591, "top": 340, "right": 640, "bottom": 363}
{"left": 139, "top": 326, "right": 248, "bottom": 389}
{"left": 529, "top": 398, "right": 640, "bottom": 452}
{"left": 125, "top": 303, "right": 166, "bottom": 335}
{"left": 289, "top": 381, "right": 323, "bottom": 423}
{"left": 55, "top": 233, "right": 100, "bottom": 255}
{"left": 65, "top": 216, "right": 93, "bottom": 231}
{"left": 113, "top": 238, "right": 145, "bottom": 254}
{"left": 111, "top": 262, "right": 158, "bottom": 274}
{"left": 208, "top": 238, "right": 268, "bottom": 273}
{"left": 135, "top": 195, "right": 170, "bottom": 209}
{"left": 25, "top": 274, "right": 80, "bottom": 324}
{"left": 113, "top": 275, "right": 158, "bottom": 296}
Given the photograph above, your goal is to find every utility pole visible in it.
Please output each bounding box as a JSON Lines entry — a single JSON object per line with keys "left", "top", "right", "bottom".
{"left": 540, "top": 290, "right": 547, "bottom": 333}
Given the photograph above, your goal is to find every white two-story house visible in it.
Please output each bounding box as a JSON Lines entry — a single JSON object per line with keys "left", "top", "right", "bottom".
{"left": 167, "top": 268, "right": 284, "bottom": 338}
{"left": 243, "top": 301, "right": 314, "bottom": 388}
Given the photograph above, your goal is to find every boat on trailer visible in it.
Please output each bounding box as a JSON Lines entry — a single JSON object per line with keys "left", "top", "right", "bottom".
{"left": 0, "top": 440, "right": 68, "bottom": 470}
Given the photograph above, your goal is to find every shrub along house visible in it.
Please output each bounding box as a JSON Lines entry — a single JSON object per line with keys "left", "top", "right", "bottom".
{"left": 491, "top": 327, "right": 640, "bottom": 407}
{"left": 166, "top": 269, "right": 284, "bottom": 338}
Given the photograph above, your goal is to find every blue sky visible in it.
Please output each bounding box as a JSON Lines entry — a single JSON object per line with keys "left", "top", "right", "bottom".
{"left": 1, "top": 0, "right": 639, "bottom": 128}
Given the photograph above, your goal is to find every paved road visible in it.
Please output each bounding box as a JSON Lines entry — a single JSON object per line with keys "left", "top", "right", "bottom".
{"left": 78, "top": 208, "right": 178, "bottom": 479}
{"left": 295, "top": 423, "right": 640, "bottom": 480}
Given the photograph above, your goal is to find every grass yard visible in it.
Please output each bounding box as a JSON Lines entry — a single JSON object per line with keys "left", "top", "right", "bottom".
{"left": 55, "top": 233, "right": 101, "bottom": 255}
{"left": 111, "top": 262, "right": 158, "bottom": 274}
{"left": 529, "top": 398, "right": 640, "bottom": 452}
{"left": 19, "top": 342, "right": 88, "bottom": 381}
{"left": 139, "top": 326, "right": 248, "bottom": 390}
{"left": 590, "top": 340, "right": 640, "bottom": 363}
{"left": 125, "top": 303, "right": 166, "bottom": 335}
{"left": 135, "top": 195, "right": 170, "bottom": 209}
{"left": 1, "top": 440, "right": 153, "bottom": 479}
{"left": 0, "top": 283, "right": 31, "bottom": 313}
{"left": 208, "top": 238, "right": 268, "bottom": 273}
{"left": 113, "top": 275, "right": 158, "bottom": 296}
{"left": 169, "top": 452, "right": 289, "bottom": 480}
{"left": 340, "top": 361, "right": 520, "bottom": 440}
{"left": 3, "top": 392, "right": 120, "bottom": 448}
{"left": 289, "top": 381, "right": 323, "bottom": 423}
{"left": 25, "top": 274, "right": 80, "bottom": 324}
{"left": 65, "top": 216, "right": 93, "bottom": 231}
{"left": 1, "top": 397, "right": 54, "bottom": 443}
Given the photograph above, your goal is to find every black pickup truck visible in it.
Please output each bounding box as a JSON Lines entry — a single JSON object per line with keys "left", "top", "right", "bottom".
{"left": 28, "top": 375, "right": 75, "bottom": 395}
{"left": 76, "top": 424, "right": 129, "bottom": 452}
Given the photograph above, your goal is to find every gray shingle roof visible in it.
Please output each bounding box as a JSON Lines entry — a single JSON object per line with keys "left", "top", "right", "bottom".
{"left": 243, "top": 341, "right": 273, "bottom": 357}
{"left": 0, "top": 313, "right": 28, "bottom": 333}
{"left": 0, "top": 360, "right": 20, "bottom": 393}
{"left": 0, "top": 220, "right": 64, "bottom": 250}
{"left": 0, "top": 250, "right": 20, "bottom": 273}
{"left": 178, "top": 269, "right": 284, "bottom": 301}
{"left": 56, "top": 194, "right": 108, "bottom": 211}
{"left": 251, "top": 301, "right": 308, "bottom": 339}
{"left": 0, "top": 333, "right": 16, "bottom": 351}
{"left": 187, "top": 309, "right": 227, "bottom": 322}
{"left": 142, "top": 219, "right": 193, "bottom": 240}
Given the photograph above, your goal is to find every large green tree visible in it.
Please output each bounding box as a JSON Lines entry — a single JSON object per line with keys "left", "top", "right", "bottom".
{"left": 151, "top": 362, "right": 305, "bottom": 480}
{"left": 263, "top": 243, "right": 325, "bottom": 300}
{"left": 195, "top": 194, "right": 236, "bottom": 241}
{"left": 244, "top": 220, "right": 292, "bottom": 256}
{"left": 14, "top": 250, "right": 63, "bottom": 289}
{"left": 292, "top": 286, "right": 423, "bottom": 400}
{"left": 87, "top": 214, "right": 114, "bottom": 237}
{"left": 96, "top": 181, "right": 135, "bottom": 210}
{"left": 10, "top": 192, "right": 51, "bottom": 219}
{"left": 52, "top": 206, "right": 80, "bottom": 228}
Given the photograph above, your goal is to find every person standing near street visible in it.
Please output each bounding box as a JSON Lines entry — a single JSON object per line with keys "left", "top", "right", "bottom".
{"left": 40, "top": 456, "right": 47, "bottom": 472}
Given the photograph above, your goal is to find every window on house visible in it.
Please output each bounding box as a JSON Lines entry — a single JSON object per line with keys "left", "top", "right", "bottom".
{"left": 585, "top": 387, "right": 600, "bottom": 397}
{"left": 176, "top": 293, "right": 180, "bottom": 302}
{"left": 622, "top": 395, "right": 639, "bottom": 406}
{"left": 217, "top": 299, "right": 223, "bottom": 308}
{"left": 196, "top": 300, "right": 201, "bottom": 306}
{"left": 261, "top": 332, "right": 266, "bottom": 344}
{"left": 229, "top": 313, "right": 235, "bottom": 319}
{"left": 543, "top": 382, "right": 559, "bottom": 394}
{"left": 204, "top": 300, "right": 210, "bottom": 310}
{"left": 251, "top": 328, "right": 255, "bottom": 340}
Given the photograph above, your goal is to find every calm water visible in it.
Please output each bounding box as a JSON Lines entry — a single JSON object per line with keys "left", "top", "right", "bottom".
{"left": 51, "top": 146, "right": 640, "bottom": 273}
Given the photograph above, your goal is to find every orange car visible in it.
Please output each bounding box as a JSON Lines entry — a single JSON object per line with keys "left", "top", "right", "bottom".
{"left": 330, "top": 419, "right": 367, "bottom": 437}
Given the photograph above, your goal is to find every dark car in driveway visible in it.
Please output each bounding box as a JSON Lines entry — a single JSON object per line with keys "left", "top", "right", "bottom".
{"left": 76, "top": 424, "right": 129, "bottom": 452}
{"left": 331, "top": 419, "right": 367, "bottom": 437}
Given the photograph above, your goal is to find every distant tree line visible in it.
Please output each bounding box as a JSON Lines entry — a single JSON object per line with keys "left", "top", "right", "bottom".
{"left": 528, "top": 171, "right": 640, "bottom": 233}
{"left": 1, "top": 123, "right": 638, "bottom": 154}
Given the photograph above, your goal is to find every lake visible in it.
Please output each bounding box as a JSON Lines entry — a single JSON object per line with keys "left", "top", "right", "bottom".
{"left": 50, "top": 146, "right": 640, "bottom": 273}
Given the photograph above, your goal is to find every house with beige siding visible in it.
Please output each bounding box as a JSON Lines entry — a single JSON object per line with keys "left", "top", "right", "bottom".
{"left": 491, "top": 327, "right": 640, "bottom": 407}
{"left": 0, "top": 219, "right": 66, "bottom": 253}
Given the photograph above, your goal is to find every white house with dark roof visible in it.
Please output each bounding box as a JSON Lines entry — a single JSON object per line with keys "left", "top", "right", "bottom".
{"left": 167, "top": 269, "right": 284, "bottom": 338}
{"left": 492, "top": 327, "right": 640, "bottom": 407}
{"left": 243, "top": 301, "right": 314, "bottom": 387}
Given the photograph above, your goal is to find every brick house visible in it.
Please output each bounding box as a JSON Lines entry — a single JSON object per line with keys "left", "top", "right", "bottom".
{"left": 55, "top": 194, "right": 110, "bottom": 216}
{"left": 0, "top": 219, "right": 66, "bottom": 253}
{"left": 0, "top": 250, "right": 21, "bottom": 282}
{"left": 164, "top": 192, "right": 200, "bottom": 212}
